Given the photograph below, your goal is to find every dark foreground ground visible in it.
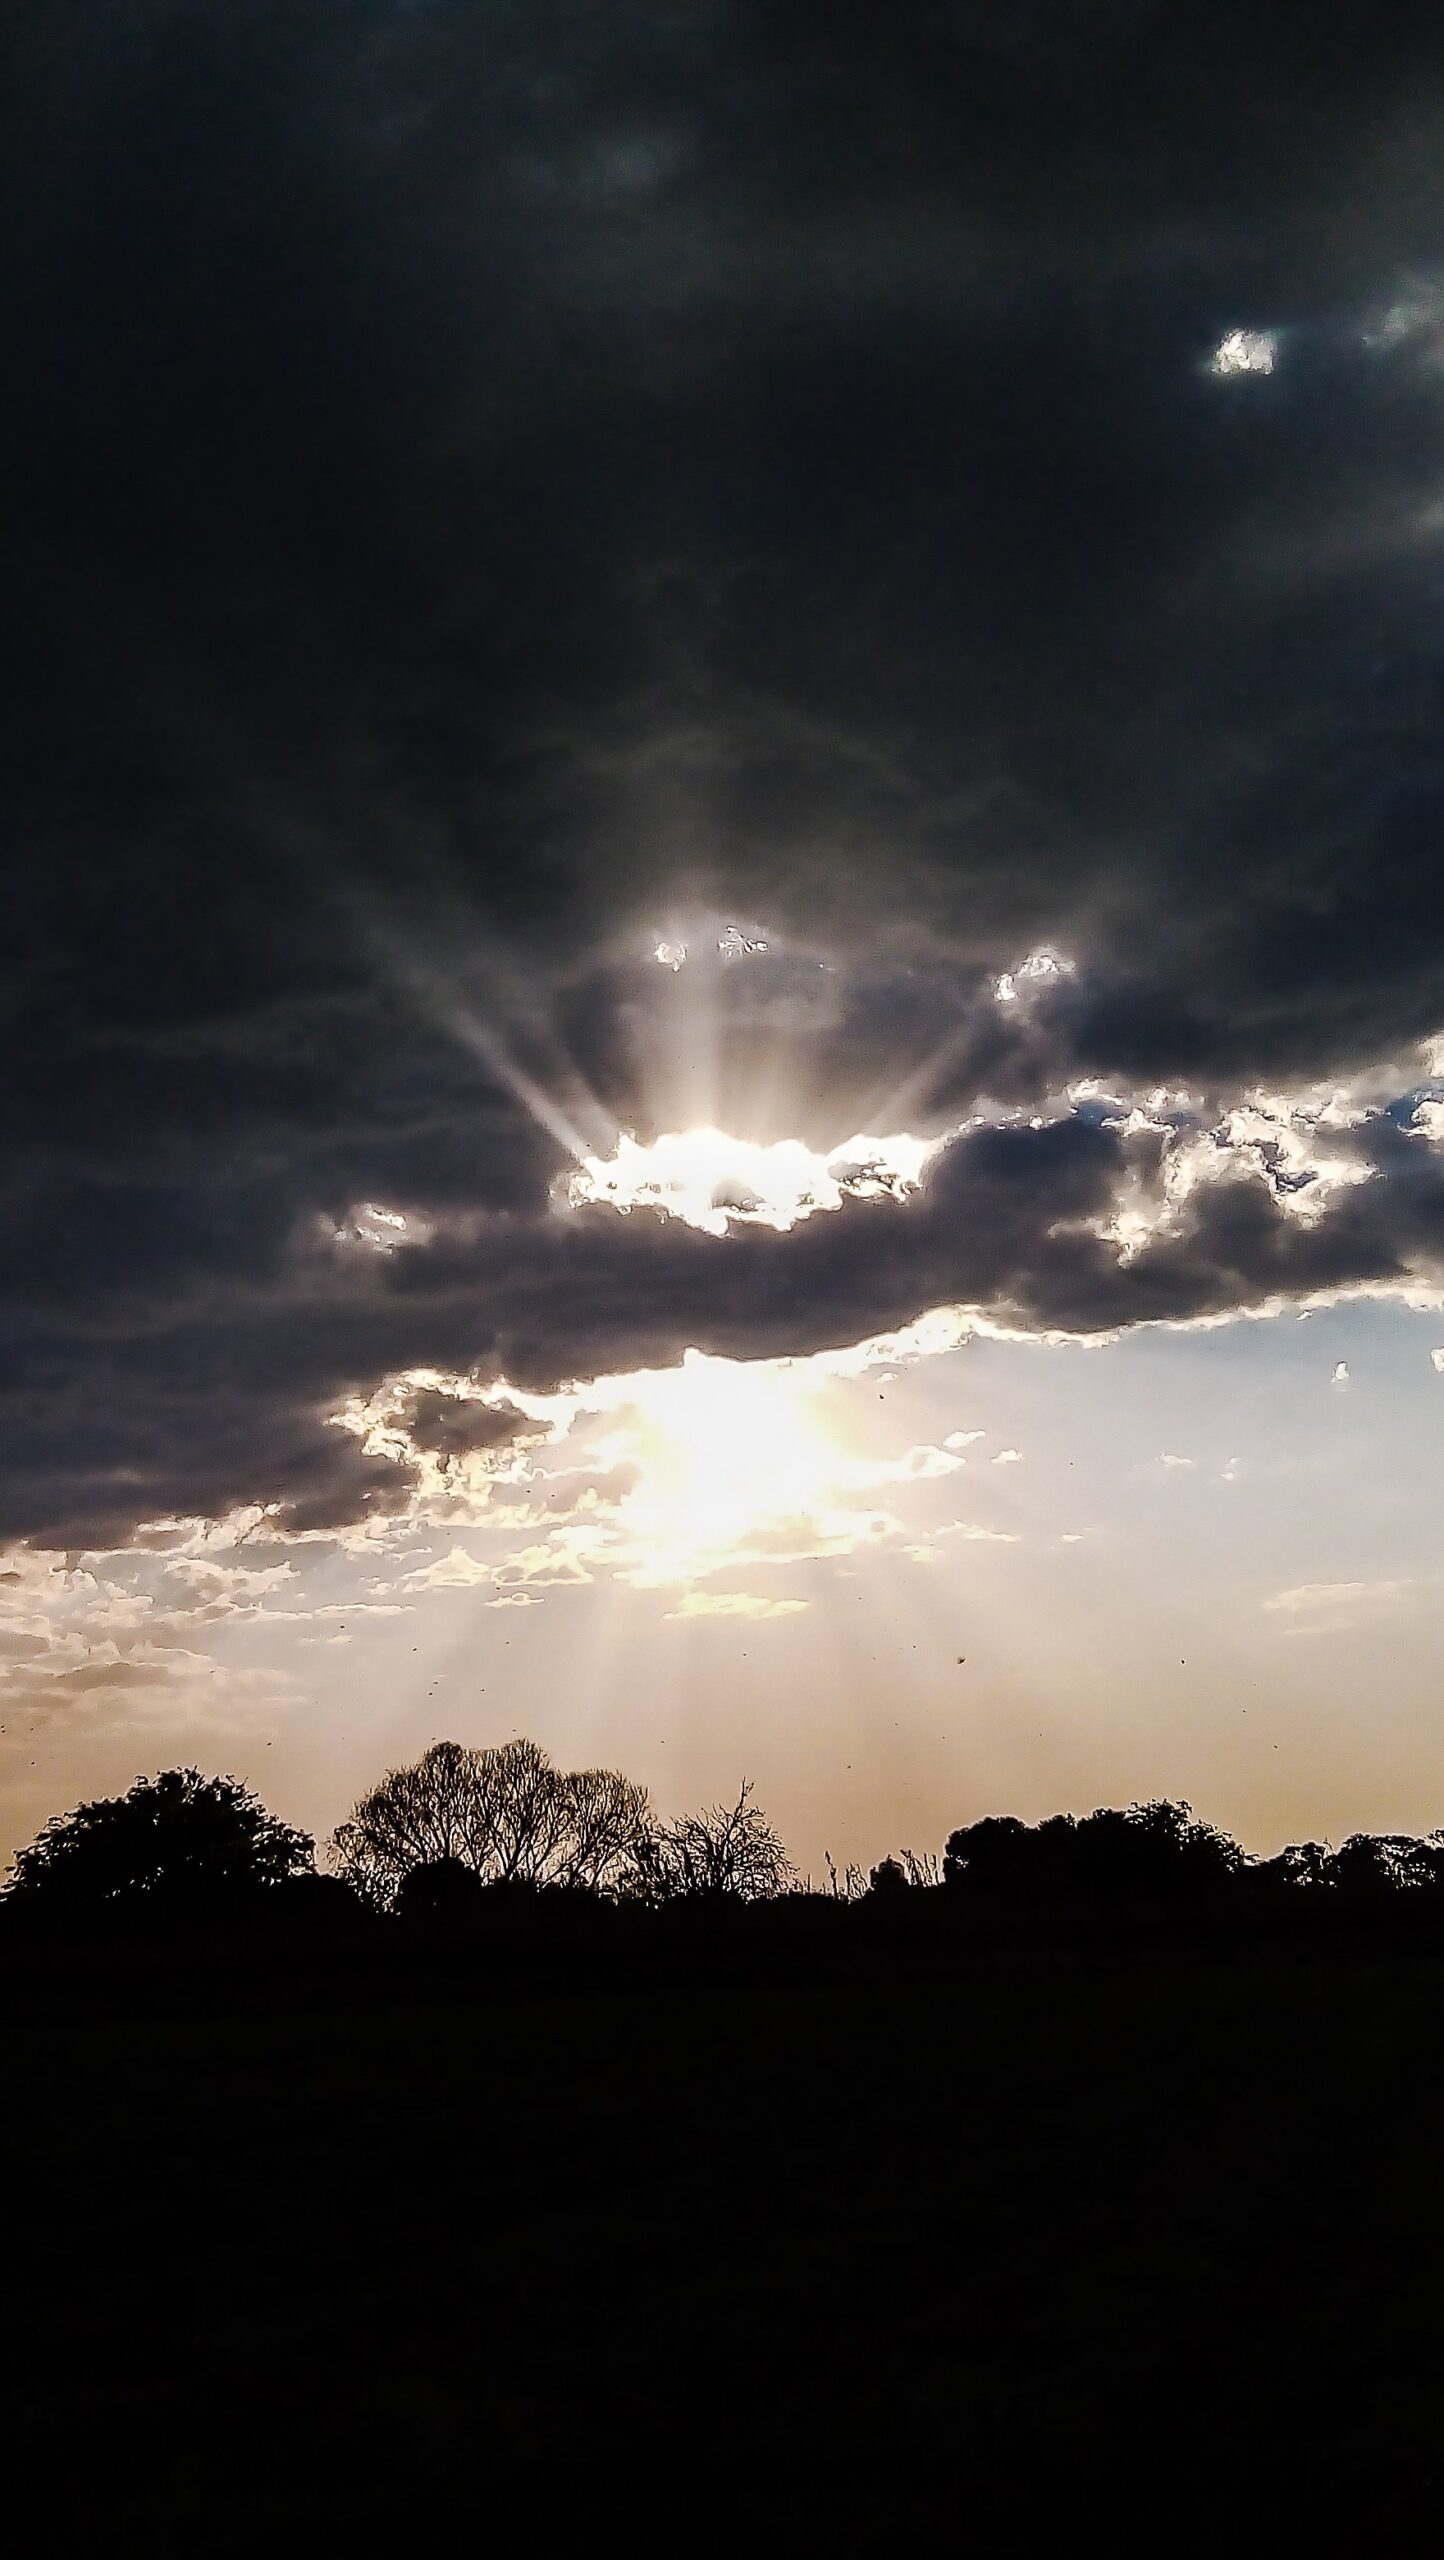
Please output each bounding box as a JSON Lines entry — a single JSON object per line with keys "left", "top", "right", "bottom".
{"left": 5, "top": 1950, "right": 1443, "bottom": 2547}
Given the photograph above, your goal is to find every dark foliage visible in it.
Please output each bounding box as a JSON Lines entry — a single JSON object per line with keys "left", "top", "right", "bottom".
{"left": 8, "top": 1951, "right": 1444, "bottom": 2543}
{"left": 1, "top": 1767, "right": 313, "bottom": 1931}
{"left": 6, "top": 1753, "right": 1444, "bottom": 2539}
{"left": 394, "top": 1855, "right": 490, "bottom": 1927}
{"left": 943, "top": 1798, "right": 1244, "bottom": 1915}
{"left": 7, "top": 1754, "right": 1444, "bottom": 1967}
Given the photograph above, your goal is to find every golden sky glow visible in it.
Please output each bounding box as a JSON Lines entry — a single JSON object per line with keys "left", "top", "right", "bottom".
{"left": 9, "top": 1101, "right": 1444, "bottom": 1881}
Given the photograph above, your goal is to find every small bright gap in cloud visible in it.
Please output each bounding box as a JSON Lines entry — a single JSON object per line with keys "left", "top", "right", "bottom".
{"left": 1210, "top": 327, "right": 1276, "bottom": 376}
{"left": 716, "top": 924, "right": 769, "bottom": 960}
{"left": 566, "top": 1125, "right": 940, "bottom": 1235}
{"left": 336, "top": 1202, "right": 413, "bottom": 1252}
{"left": 993, "top": 947, "right": 1074, "bottom": 1006}
{"left": 653, "top": 923, "right": 771, "bottom": 969}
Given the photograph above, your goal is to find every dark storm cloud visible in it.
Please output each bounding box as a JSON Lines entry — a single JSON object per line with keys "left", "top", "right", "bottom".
{"left": 11, "top": 1106, "right": 1444, "bottom": 1548}
{"left": 8, "top": 1, "right": 1444, "bottom": 1543}
{"left": 404, "top": 1389, "right": 536, "bottom": 1462}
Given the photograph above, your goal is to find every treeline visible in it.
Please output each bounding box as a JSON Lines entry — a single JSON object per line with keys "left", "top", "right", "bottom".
{"left": 5, "top": 1739, "right": 1444, "bottom": 1969}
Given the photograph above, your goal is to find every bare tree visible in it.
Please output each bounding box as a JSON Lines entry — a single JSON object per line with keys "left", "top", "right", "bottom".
{"left": 328, "top": 1738, "right": 652, "bottom": 1907}
{"left": 480, "top": 1736, "right": 572, "bottom": 1882}
{"left": 621, "top": 1780, "right": 795, "bottom": 1905}
{"left": 557, "top": 1767, "right": 654, "bottom": 1892}
{"left": 328, "top": 1741, "right": 493, "bottom": 1907}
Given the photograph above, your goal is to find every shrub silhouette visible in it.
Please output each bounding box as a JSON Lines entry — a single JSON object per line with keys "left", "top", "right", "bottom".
{"left": 945, "top": 1800, "right": 1241, "bottom": 1919}
{"left": 1, "top": 1767, "right": 313, "bottom": 1928}
{"left": 867, "top": 1847, "right": 942, "bottom": 1895}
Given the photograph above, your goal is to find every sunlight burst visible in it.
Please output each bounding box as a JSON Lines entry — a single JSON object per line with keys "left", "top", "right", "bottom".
{"left": 565, "top": 1125, "right": 937, "bottom": 1235}
{"left": 609, "top": 1350, "right": 846, "bottom": 1578}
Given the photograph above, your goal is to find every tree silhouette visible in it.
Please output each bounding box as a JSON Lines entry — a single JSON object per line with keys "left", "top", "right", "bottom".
{"left": 329, "top": 1738, "right": 652, "bottom": 1907}
{"left": 563, "top": 1766, "right": 661, "bottom": 1891}
{"left": 2, "top": 1768, "right": 313, "bottom": 1924}
{"left": 330, "top": 1739, "right": 494, "bottom": 1904}
{"left": 1246, "top": 1839, "right": 1336, "bottom": 1897}
{"left": 1329, "top": 1831, "right": 1444, "bottom": 1903}
{"left": 11, "top": 1740, "right": 1444, "bottom": 1968}
{"left": 944, "top": 1800, "right": 1240, "bottom": 1917}
{"left": 941, "top": 1814, "right": 1031, "bottom": 1892}
{"left": 393, "top": 1855, "right": 489, "bottom": 1926}
{"left": 621, "top": 1780, "right": 795, "bottom": 1904}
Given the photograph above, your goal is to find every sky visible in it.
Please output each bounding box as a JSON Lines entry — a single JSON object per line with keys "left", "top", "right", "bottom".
{"left": 7, "top": 2, "right": 1444, "bottom": 1876}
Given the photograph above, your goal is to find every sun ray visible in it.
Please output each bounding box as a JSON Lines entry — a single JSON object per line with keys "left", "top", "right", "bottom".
{"left": 359, "top": 912, "right": 621, "bottom": 1167}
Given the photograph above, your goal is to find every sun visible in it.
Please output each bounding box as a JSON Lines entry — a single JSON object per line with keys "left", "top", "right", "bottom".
{"left": 337, "top": 1121, "right": 978, "bottom": 1599}
{"left": 557, "top": 1126, "right": 941, "bottom": 1582}
{"left": 585, "top": 1349, "right": 858, "bottom": 1587}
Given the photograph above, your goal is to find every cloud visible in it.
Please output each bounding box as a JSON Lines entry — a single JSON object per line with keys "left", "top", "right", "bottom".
{"left": 492, "top": 1533, "right": 609, "bottom": 1590}
{"left": 0, "top": 1629, "right": 54, "bottom": 1661}
{"left": 401, "top": 1546, "right": 497, "bottom": 1592}
{"left": 39, "top": 1660, "right": 186, "bottom": 1697}
{"left": 663, "top": 1592, "right": 808, "bottom": 1622}
{"left": 7, "top": 9, "right": 1444, "bottom": 1546}
{"left": 15, "top": 1093, "right": 1444, "bottom": 1549}
{"left": 992, "top": 1448, "right": 1023, "bottom": 1466}
{"left": 403, "top": 1392, "right": 538, "bottom": 1465}
{"left": 1263, "top": 1578, "right": 1412, "bottom": 1633}
{"left": 868, "top": 1444, "right": 968, "bottom": 1484}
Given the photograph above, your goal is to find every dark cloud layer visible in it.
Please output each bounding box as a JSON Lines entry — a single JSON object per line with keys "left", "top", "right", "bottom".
{"left": 9, "top": 1106, "right": 1444, "bottom": 1548}
{"left": 8, "top": 3, "right": 1444, "bottom": 1543}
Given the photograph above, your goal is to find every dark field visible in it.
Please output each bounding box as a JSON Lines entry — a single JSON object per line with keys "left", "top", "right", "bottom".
{"left": 6, "top": 1953, "right": 1443, "bottom": 2545}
